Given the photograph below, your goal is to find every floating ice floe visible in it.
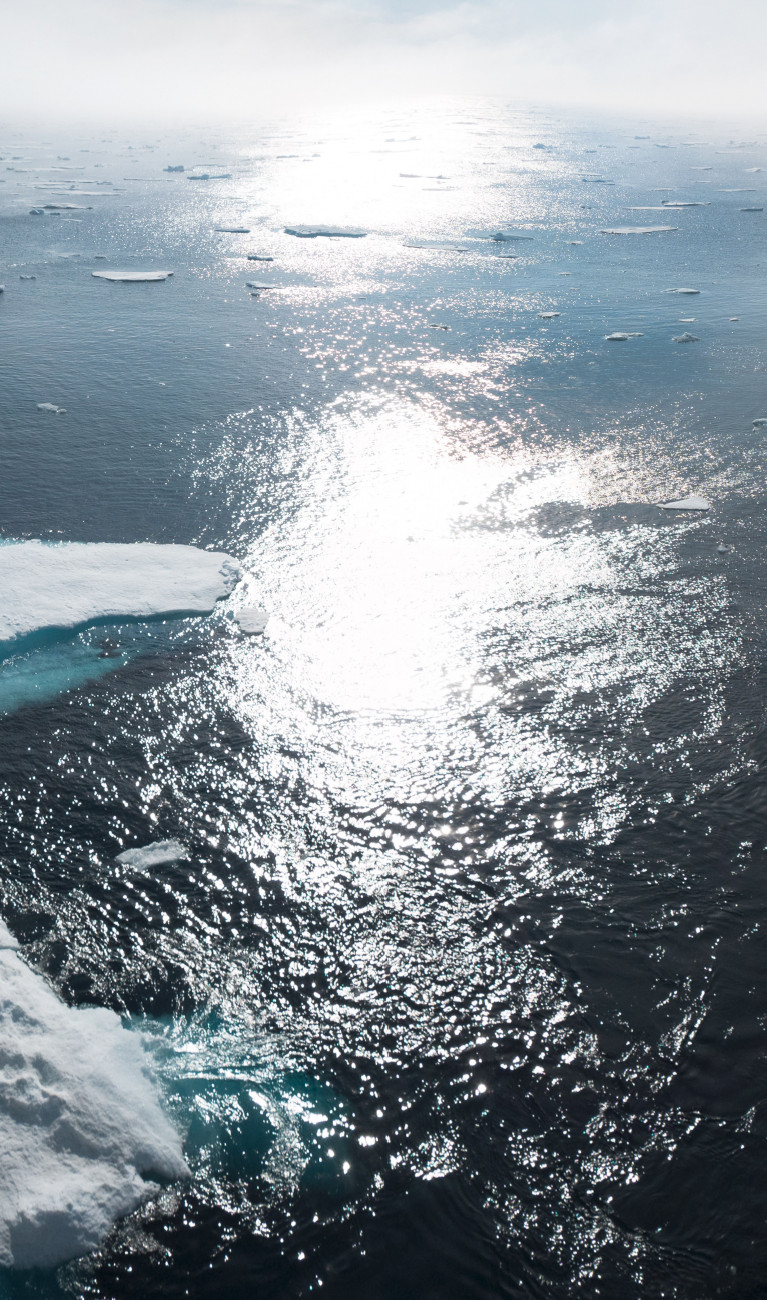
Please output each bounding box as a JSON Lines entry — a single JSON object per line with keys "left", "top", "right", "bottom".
{"left": 672, "top": 331, "right": 700, "bottom": 342}
{"left": 246, "top": 281, "right": 275, "bottom": 289}
{"left": 36, "top": 403, "right": 66, "bottom": 415}
{"left": 660, "top": 201, "right": 710, "bottom": 207}
{"left": 236, "top": 606, "right": 269, "bottom": 635}
{"left": 0, "top": 918, "right": 187, "bottom": 1269}
{"left": 19, "top": 274, "right": 36, "bottom": 280}
{"left": 0, "top": 542, "right": 240, "bottom": 647}
{"left": 187, "top": 173, "right": 231, "bottom": 180}
{"left": 659, "top": 495, "right": 711, "bottom": 510}
{"left": 403, "top": 239, "right": 469, "bottom": 251}
{"left": 247, "top": 254, "right": 273, "bottom": 261}
{"left": 491, "top": 231, "right": 534, "bottom": 241}
{"left": 666, "top": 287, "right": 700, "bottom": 294}
{"left": 753, "top": 418, "right": 767, "bottom": 426}
{"left": 605, "top": 332, "right": 643, "bottom": 340}
{"left": 116, "top": 839, "right": 189, "bottom": 870}
{"left": 717, "top": 543, "right": 730, "bottom": 553}
{"left": 164, "top": 164, "right": 184, "bottom": 172}
{"left": 539, "top": 312, "right": 560, "bottom": 318}
{"left": 92, "top": 271, "right": 173, "bottom": 282}
{"left": 741, "top": 207, "right": 763, "bottom": 212}
{"left": 29, "top": 208, "right": 45, "bottom": 215}
{"left": 599, "top": 226, "right": 678, "bottom": 235}
{"left": 214, "top": 226, "right": 250, "bottom": 233}
{"left": 284, "top": 225, "right": 366, "bottom": 238}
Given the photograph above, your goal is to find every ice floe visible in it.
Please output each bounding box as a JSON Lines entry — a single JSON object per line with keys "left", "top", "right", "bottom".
{"left": 600, "top": 226, "right": 678, "bottom": 235}
{"left": 36, "top": 403, "right": 66, "bottom": 415}
{"left": 247, "top": 254, "right": 273, "bottom": 261}
{"left": 605, "top": 332, "right": 643, "bottom": 340}
{"left": 659, "top": 495, "right": 711, "bottom": 511}
{"left": 0, "top": 542, "right": 240, "bottom": 647}
{"left": 753, "top": 418, "right": 767, "bottom": 426}
{"left": 672, "top": 331, "right": 700, "bottom": 343}
{"left": 236, "top": 606, "right": 269, "bottom": 635}
{"left": 284, "top": 225, "right": 366, "bottom": 238}
{"left": 116, "top": 839, "right": 189, "bottom": 870}
{"left": 92, "top": 271, "right": 173, "bottom": 282}
{"left": 539, "top": 312, "right": 560, "bottom": 319}
{"left": 214, "top": 226, "right": 250, "bottom": 233}
{"left": 246, "top": 281, "right": 275, "bottom": 289}
{"left": 0, "top": 921, "right": 187, "bottom": 1268}
{"left": 666, "top": 287, "right": 700, "bottom": 294}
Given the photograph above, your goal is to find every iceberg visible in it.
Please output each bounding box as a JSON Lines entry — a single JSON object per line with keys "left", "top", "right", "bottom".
{"left": 0, "top": 921, "right": 187, "bottom": 1269}
{"left": 284, "top": 225, "right": 366, "bottom": 238}
{"left": 116, "top": 839, "right": 189, "bottom": 870}
{"left": 672, "top": 331, "right": 700, "bottom": 343}
{"left": 92, "top": 271, "right": 173, "bottom": 282}
{"left": 236, "top": 606, "right": 269, "bottom": 635}
{"left": 0, "top": 542, "right": 240, "bottom": 648}
{"left": 659, "top": 495, "right": 711, "bottom": 511}
{"left": 36, "top": 403, "right": 66, "bottom": 415}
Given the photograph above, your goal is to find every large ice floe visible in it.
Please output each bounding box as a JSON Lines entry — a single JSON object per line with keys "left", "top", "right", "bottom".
{"left": 0, "top": 922, "right": 188, "bottom": 1269}
{"left": 0, "top": 542, "right": 240, "bottom": 649}
{"left": 92, "top": 271, "right": 173, "bottom": 282}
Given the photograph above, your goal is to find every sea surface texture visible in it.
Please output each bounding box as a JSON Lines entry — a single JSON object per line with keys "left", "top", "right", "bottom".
{"left": 2, "top": 102, "right": 767, "bottom": 1298}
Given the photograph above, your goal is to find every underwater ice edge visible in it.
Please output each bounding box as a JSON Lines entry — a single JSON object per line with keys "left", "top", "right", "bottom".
{"left": 3, "top": 102, "right": 767, "bottom": 1297}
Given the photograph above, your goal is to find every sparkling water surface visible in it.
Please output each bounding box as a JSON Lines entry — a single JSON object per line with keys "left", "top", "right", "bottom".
{"left": 2, "top": 102, "right": 767, "bottom": 1298}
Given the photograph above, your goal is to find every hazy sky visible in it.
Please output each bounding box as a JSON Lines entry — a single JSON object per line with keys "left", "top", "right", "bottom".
{"left": 2, "top": 0, "right": 764, "bottom": 123}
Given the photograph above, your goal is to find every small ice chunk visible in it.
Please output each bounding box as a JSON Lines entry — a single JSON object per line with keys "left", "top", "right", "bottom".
{"left": 214, "top": 226, "right": 250, "bottom": 233}
{"left": 752, "top": 417, "right": 767, "bottom": 426}
{"left": 717, "top": 543, "right": 730, "bottom": 553}
{"left": 660, "top": 201, "right": 710, "bottom": 207}
{"left": 605, "top": 332, "right": 643, "bottom": 340}
{"left": 730, "top": 317, "right": 739, "bottom": 321}
{"left": 36, "top": 403, "right": 66, "bottom": 415}
{"left": 491, "top": 231, "right": 534, "bottom": 241}
{"left": 236, "top": 606, "right": 269, "bottom": 635}
{"left": 539, "top": 311, "right": 560, "bottom": 318}
{"left": 659, "top": 495, "right": 711, "bottom": 511}
{"left": 246, "top": 281, "right": 275, "bottom": 289}
{"left": 29, "top": 207, "right": 45, "bottom": 215}
{"left": 247, "top": 254, "right": 273, "bottom": 261}
{"left": 116, "top": 839, "right": 189, "bottom": 870}
{"left": 284, "top": 225, "right": 366, "bottom": 238}
{"left": 92, "top": 271, "right": 173, "bottom": 282}
{"left": 672, "top": 331, "right": 700, "bottom": 342}
{"left": 164, "top": 164, "right": 184, "bottom": 172}
{"left": 740, "top": 207, "right": 763, "bottom": 212}
{"left": 19, "top": 274, "right": 36, "bottom": 280}
{"left": 666, "top": 287, "right": 700, "bottom": 294}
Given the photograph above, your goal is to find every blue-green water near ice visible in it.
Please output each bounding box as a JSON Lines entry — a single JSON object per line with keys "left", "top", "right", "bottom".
{"left": 3, "top": 101, "right": 767, "bottom": 1297}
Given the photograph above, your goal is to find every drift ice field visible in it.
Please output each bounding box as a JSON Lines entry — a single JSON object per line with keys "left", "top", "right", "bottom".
{"left": 4, "top": 103, "right": 767, "bottom": 1299}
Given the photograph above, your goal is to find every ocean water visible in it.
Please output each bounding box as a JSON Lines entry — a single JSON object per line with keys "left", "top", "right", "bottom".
{"left": 2, "top": 100, "right": 767, "bottom": 1297}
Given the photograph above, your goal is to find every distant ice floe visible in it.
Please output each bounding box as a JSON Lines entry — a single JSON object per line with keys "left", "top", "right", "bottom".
{"left": 247, "top": 254, "right": 273, "bottom": 261}
{"left": 246, "top": 281, "right": 275, "bottom": 290}
{"left": 660, "top": 201, "right": 710, "bottom": 208}
{"left": 666, "top": 287, "right": 700, "bottom": 294}
{"left": 236, "top": 606, "right": 269, "bottom": 635}
{"left": 605, "top": 332, "right": 643, "bottom": 340}
{"left": 116, "top": 839, "right": 189, "bottom": 870}
{"left": 0, "top": 920, "right": 187, "bottom": 1269}
{"left": 539, "top": 312, "right": 560, "bottom": 319}
{"left": 92, "top": 271, "right": 173, "bottom": 282}
{"left": 600, "top": 226, "right": 678, "bottom": 235}
{"left": 284, "top": 225, "right": 366, "bottom": 238}
{"left": 741, "top": 207, "right": 763, "bottom": 212}
{"left": 753, "top": 418, "right": 767, "bottom": 426}
{"left": 672, "top": 331, "right": 700, "bottom": 343}
{"left": 214, "top": 226, "right": 250, "bottom": 233}
{"left": 0, "top": 542, "right": 240, "bottom": 647}
{"left": 403, "top": 239, "right": 469, "bottom": 251}
{"left": 36, "top": 402, "right": 66, "bottom": 415}
{"left": 187, "top": 173, "right": 231, "bottom": 181}
{"left": 659, "top": 495, "right": 711, "bottom": 510}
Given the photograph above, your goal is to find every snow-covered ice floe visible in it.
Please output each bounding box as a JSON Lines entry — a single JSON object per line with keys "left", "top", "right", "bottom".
{"left": 672, "top": 331, "right": 700, "bottom": 343}
{"left": 116, "top": 839, "right": 189, "bottom": 870}
{"left": 236, "top": 606, "right": 269, "bottom": 635}
{"left": 36, "top": 402, "right": 66, "bottom": 415}
{"left": 0, "top": 542, "right": 240, "bottom": 648}
{"left": 599, "top": 226, "right": 678, "bottom": 235}
{"left": 0, "top": 920, "right": 188, "bottom": 1269}
{"left": 659, "top": 495, "right": 711, "bottom": 511}
{"left": 753, "top": 418, "right": 767, "bottom": 426}
{"left": 666, "top": 287, "right": 700, "bottom": 294}
{"left": 284, "top": 225, "right": 366, "bottom": 238}
{"left": 92, "top": 271, "right": 173, "bottom": 282}
{"left": 605, "top": 332, "right": 643, "bottom": 340}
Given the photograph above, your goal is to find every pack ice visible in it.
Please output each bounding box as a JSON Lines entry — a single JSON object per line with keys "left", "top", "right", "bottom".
{"left": 0, "top": 923, "right": 188, "bottom": 1268}
{"left": 0, "top": 542, "right": 241, "bottom": 647}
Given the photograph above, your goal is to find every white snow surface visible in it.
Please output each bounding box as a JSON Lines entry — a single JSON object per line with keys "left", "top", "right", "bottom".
{"left": 116, "top": 839, "right": 189, "bottom": 870}
{"left": 0, "top": 931, "right": 187, "bottom": 1269}
{"left": 0, "top": 542, "right": 241, "bottom": 646}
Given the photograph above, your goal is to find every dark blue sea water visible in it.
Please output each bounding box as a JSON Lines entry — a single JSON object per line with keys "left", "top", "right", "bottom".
{"left": 3, "top": 101, "right": 767, "bottom": 1298}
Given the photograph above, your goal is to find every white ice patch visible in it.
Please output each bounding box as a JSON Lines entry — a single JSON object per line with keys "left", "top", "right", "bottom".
{"left": 36, "top": 403, "right": 66, "bottom": 415}
{"left": 92, "top": 271, "right": 173, "bottom": 282}
{"left": 659, "top": 495, "right": 711, "bottom": 511}
{"left": 284, "top": 225, "right": 366, "bottom": 238}
{"left": 214, "top": 226, "right": 250, "bottom": 233}
{"left": 0, "top": 542, "right": 241, "bottom": 647}
{"left": 666, "top": 288, "right": 700, "bottom": 294}
{"left": 605, "top": 332, "right": 643, "bottom": 340}
{"left": 599, "top": 226, "right": 678, "bottom": 235}
{"left": 0, "top": 930, "right": 188, "bottom": 1269}
{"left": 116, "top": 839, "right": 189, "bottom": 870}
